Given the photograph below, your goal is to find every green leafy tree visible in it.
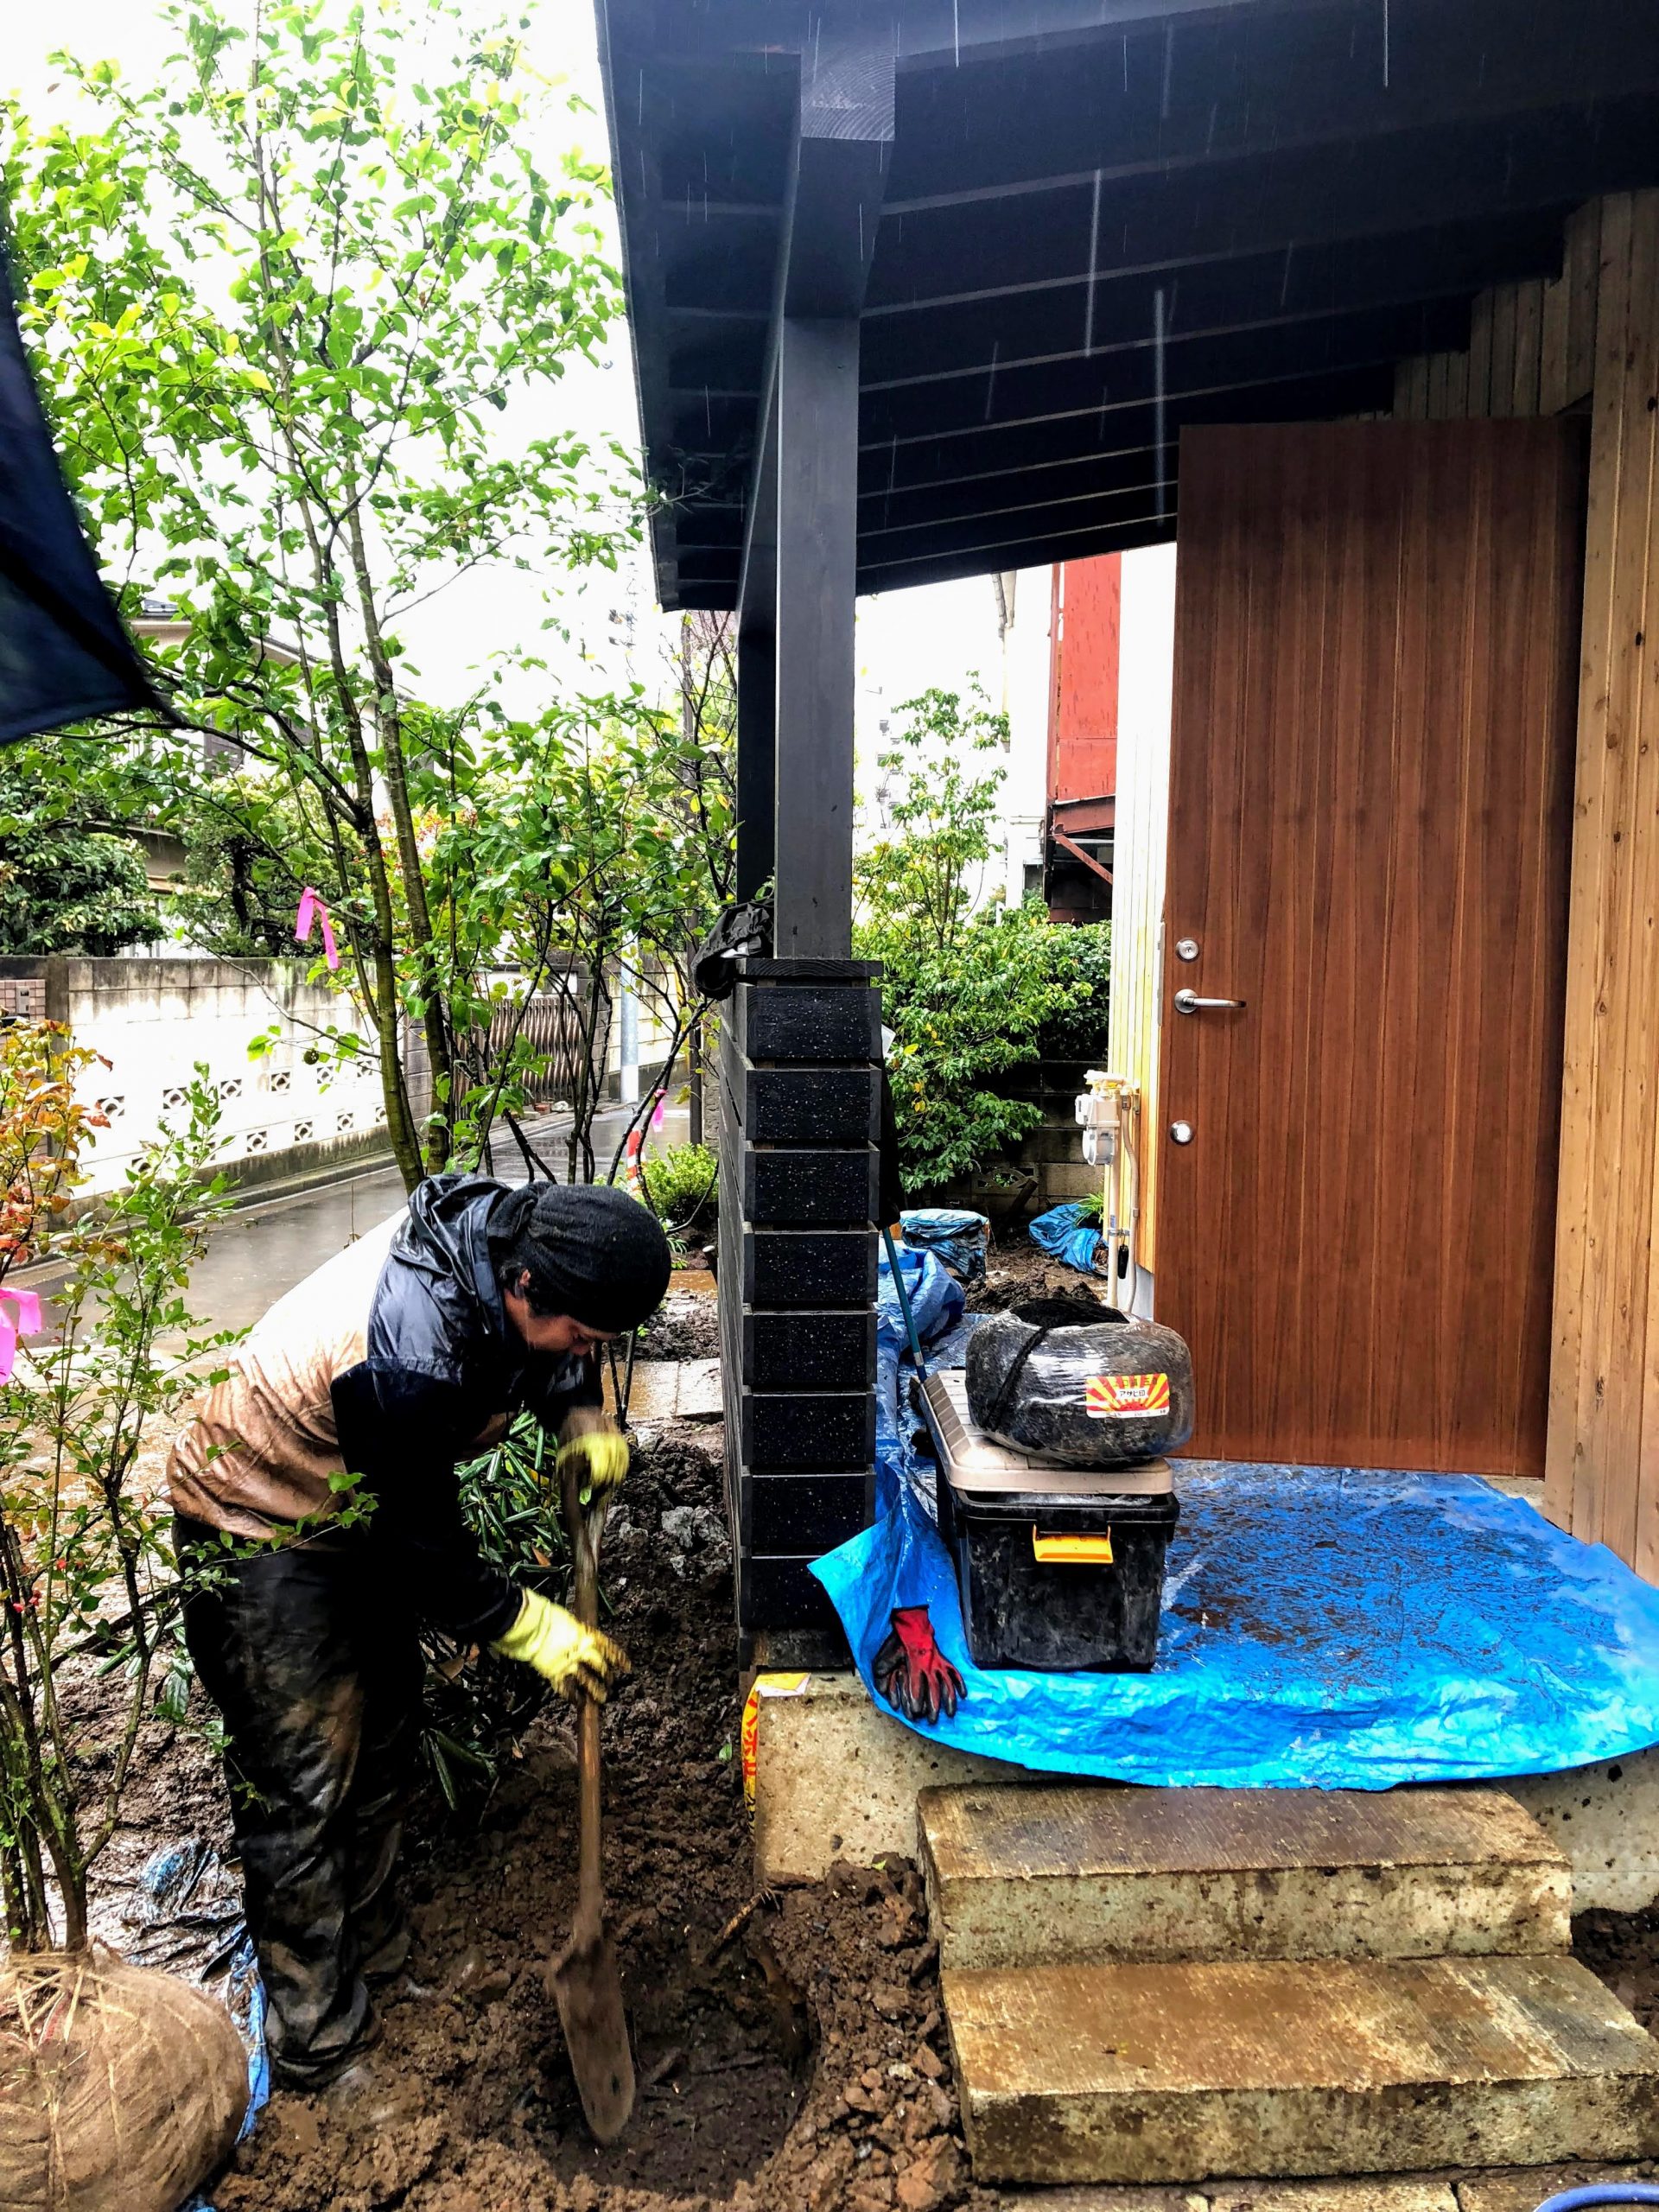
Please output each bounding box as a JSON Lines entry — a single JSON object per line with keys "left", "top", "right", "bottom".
{"left": 0, "top": 760, "right": 161, "bottom": 957}
{"left": 433, "top": 692, "right": 731, "bottom": 1181}
{"left": 855, "top": 687, "right": 1109, "bottom": 1192}
{"left": 861, "top": 683, "right": 1010, "bottom": 953}
{"left": 2, "top": 0, "right": 636, "bottom": 1187}
{"left": 169, "top": 770, "right": 321, "bottom": 957}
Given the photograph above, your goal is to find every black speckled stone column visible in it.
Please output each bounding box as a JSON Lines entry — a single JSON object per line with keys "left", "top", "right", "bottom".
{"left": 717, "top": 957, "right": 880, "bottom": 1658}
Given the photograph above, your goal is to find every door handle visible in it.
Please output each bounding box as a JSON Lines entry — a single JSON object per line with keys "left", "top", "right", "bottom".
{"left": 1174, "top": 988, "right": 1247, "bottom": 1015}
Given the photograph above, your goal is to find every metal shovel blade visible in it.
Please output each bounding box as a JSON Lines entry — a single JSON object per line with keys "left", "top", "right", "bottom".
{"left": 549, "top": 1884, "right": 635, "bottom": 2143}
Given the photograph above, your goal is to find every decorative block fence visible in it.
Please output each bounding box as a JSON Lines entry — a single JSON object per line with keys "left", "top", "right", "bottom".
{"left": 718, "top": 957, "right": 881, "bottom": 1653}
{"left": 0, "top": 956, "right": 391, "bottom": 1197}
{"left": 0, "top": 955, "right": 678, "bottom": 1203}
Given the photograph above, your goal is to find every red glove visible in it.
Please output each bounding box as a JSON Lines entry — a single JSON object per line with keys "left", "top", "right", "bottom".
{"left": 873, "top": 1605, "right": 966, "bottom": 1724}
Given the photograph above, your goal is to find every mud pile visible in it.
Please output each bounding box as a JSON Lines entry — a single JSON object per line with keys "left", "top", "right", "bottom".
{"left": 207, "top": 1431, "right": 984, "bottom": 2212}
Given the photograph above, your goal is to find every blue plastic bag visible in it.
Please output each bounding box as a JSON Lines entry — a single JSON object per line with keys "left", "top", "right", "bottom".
{"left": 876, "top": 1244, "right": 966, "bottom": 1508}
{"left": 1027, "top": 1200, "right": 1103, "bottom": 1275}
{"left": 121, "top": 1838, "right": 270, "bottom": 2195}
{"left": 899, "top": 1207, "right": 990, "bottom": 1287}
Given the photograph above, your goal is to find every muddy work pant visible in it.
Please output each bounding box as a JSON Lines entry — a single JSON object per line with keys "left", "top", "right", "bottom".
{"left": 176, "top": 1517, "right": 423, "bottom": 2088}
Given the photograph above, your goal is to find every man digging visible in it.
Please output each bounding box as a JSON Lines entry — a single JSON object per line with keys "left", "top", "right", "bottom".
{"left": 167, "top": 1173, "right": 671, "bottom": 2095}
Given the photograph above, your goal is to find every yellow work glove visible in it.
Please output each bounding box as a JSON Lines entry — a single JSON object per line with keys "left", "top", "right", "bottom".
{"left": 490, "top": 1588, "right": 630, "bottom": 1702}
{"left": 557, "top": 1426, "right": 629, "bottom": 1503}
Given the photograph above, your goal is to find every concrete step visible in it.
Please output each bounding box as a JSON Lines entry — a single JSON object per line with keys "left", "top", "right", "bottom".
{"left": 944, "top": 1953, "right": 1659, "bottom": 2186}
{"left": 919, "top": 1785, "right": 1570, "bottom": 1971}
{"left": 988, "top": 2167, "right": 1649, "bottom": 2212}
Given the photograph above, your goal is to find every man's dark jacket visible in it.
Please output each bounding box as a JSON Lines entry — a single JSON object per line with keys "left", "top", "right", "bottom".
{"left": 168, "top": 1174, "right": 599, "bottom": 1642}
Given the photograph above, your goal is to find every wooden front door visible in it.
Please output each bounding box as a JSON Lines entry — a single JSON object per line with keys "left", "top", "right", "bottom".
{"left": 1158, "top": 421, "right": 1585, "bottom": 1473}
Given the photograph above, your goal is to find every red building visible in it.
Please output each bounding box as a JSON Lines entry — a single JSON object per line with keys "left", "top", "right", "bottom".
{"left": 1046, "top": 554, "right": 1120, "bottom": 924}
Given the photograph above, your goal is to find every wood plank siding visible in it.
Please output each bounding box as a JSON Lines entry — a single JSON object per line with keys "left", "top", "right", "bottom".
{"left": 1545, "top": 193, "right": 1659, "bottom": 1570}
{"left": 1392, "top": 205, "right": 1603, "bottom": 423}
{"left": 1105, "top": 552, "right": 1176, "bottom": 1286}
{"left": 1395, "top": 190, "right": 1659, "bottom": 1567}
{"left": 1158, "top": 422, "right": 1584, "bottom": 1473}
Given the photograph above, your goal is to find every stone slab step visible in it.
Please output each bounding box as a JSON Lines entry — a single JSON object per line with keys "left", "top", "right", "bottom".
{"left": 944, "top": 1953, "right": 1659, "bottom": 2185}
{"left": 602, "top": 1357, "right": 722, "bottom": 1421}
{"left": 992, "top": 2183, "right": 1459, "bottom": 2212}
{"left": 919, "top": 1785, "right": 1570, "bottom": 1970}
{"left": 988, "top": 2171, "right": 1651, "bottom": 2212}
{"left": 989, "top": 2168, "right": 1650, "bottom": 2212}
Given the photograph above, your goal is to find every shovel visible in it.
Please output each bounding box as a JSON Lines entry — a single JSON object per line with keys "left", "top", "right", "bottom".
{"left": 547, "top": 1462, "right": 635, "bottom": 2143}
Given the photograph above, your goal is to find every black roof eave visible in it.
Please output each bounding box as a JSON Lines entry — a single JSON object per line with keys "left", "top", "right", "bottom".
{"left": 599, "top": 0, "right": 1659, "bottom": 609}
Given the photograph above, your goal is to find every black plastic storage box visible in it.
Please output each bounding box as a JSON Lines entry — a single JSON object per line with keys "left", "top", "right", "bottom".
{"left": 937, "top": 1478, "right": 1180, "bottom": 1672}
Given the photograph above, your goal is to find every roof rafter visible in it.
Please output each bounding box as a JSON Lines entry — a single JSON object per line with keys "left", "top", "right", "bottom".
{"left": 600, "top": 0, "right": 1659, "bottom": 607}
{"left": 880, "top": 0, "right": 1659, "bottom": 212}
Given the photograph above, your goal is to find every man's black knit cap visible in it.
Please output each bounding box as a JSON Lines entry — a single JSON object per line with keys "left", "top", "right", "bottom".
{"left": 488, "top": 1181, "right": 672, "bottom": 1333}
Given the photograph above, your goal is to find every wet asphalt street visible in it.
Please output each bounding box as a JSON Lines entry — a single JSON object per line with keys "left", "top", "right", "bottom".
{"left": 24, "top": 1101, "right": 691, "bottom": 1339}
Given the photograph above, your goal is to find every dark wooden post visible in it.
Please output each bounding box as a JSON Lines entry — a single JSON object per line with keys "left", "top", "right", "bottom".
{"left": 720, "top": 41, "right": 893, "bottom": 1660}
{"left": 773, "top": 319, "right": 860, "bottom": 957}
{"left": 735, "top": 625, "right": 776, "bottom": 903}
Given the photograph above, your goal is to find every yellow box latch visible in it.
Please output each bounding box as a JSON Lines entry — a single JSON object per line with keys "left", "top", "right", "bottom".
{"left": 1032, "top": 1529, "right": 1114, "bottom": 1565}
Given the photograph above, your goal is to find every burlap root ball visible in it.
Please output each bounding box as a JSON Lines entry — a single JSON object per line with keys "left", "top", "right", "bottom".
{"left": 0, "top": 1949, "right": 246, "bottom": 2212}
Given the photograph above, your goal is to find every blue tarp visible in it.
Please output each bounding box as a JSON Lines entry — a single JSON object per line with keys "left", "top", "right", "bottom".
{"left": 875, "top": 1243, "right": 966, "bottom": 1474}
{"left": 899, "top": 1208, "right": 990, "bottom": 1287}
{"left": 1028, "top": 1199, "right": 1103, "bottom": 1275}
{"left": 814, "top": 1293, "right": 1659, "bottom": 1788}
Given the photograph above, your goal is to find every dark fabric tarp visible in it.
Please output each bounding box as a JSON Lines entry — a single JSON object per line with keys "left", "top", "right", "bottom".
{"left": 0, "top": 233, "right": 156, "bottom": 745}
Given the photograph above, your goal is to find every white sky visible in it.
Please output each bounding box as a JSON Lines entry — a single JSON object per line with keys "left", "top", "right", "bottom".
{"left": 5, "top": 0, "right": 998, "bottom": 754}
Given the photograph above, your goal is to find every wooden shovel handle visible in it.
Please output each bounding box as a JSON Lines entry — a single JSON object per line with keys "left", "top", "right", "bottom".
{"left": 563, "top": 1459, "right": 606, "bottom": 1915}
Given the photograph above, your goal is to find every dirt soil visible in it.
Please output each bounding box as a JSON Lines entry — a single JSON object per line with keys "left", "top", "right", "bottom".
{"left": 634, "top": 1287, "right": 721, "bottom": 1364}
{"left": 76, "top": 1237, "right": 1659, "bottom": 2212}
{"left": 128, "top": 1420, "right": 986, "bottom": 2212}
{"left": 1573, "top": 1904, "right": 1659, "bottom": 2036}
{"left": 966, "top": 1226, "right": 1116, "bottom": 1314}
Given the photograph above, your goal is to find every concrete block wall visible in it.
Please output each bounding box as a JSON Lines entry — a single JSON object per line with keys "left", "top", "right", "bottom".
{"left": 0, "top": 956, "right": 391, "bottom": 1196}
{"left": 719, "top": 958, "right": 881, "bottom": 1652}
{"left": 1004, "top": 1058, "right": 1105, "bottom": 1207}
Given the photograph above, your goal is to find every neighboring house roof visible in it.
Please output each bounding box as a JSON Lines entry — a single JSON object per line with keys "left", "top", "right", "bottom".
{"left": 131, "top": 612, "right": 302, "bottom": 670}
{"left": 595, "top": 0, "right": 1659, "bottom": 607}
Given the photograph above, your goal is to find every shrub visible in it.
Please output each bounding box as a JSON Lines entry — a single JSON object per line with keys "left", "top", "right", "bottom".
{"left": 0, "top": 1039, "right": 232, "bottom": 1951}
{"left": 642, "top": 1141, "right": 718, "bottom": 1230}
{"left": 867, "top": 902, "right": 1092, "bottom": 1192}
{"left": 423, "top": 1412, "right": 569, "bottom": 1809}
{"left": 1040, "top": 922, "right": 1112, "bottom": 1060}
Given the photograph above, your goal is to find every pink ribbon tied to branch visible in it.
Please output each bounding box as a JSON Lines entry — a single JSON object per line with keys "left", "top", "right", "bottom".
{"left": 0, "top": 1287, "right": 42, "bottom": 1383}
{"left": 622, "top": 1128, "right": 645, "bottom": 1199}
{"left": 295, "top": 886, "right": 340, "bottom": 971}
